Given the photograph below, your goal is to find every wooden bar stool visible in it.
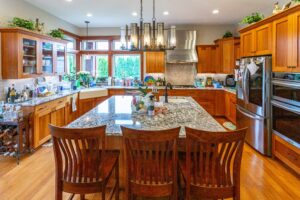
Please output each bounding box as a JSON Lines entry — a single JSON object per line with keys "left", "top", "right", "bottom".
{"left": 49, "top": 125, "right": 119, "bottom": 200}
{"left": 179, "top": 127, "right": 247, "bottom": 200}
{"left": 121, "top": 126, "right": 181, "bottom": 200}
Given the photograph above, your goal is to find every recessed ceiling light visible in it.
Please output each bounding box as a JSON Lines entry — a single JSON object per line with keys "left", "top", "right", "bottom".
{"left": 86, "top": 13, "right": 93, "bottom": 17}
{"left": 163, "top": 11, "right": 169, "bottom": 16}
{"left": 132, "top": 12, "right": 138, "bottom": 16}
{"left": 212, "top": 9, "right": 219, "bottom": 14}
{"left": 66, "top": 0, "right": 72, "bottom": 2}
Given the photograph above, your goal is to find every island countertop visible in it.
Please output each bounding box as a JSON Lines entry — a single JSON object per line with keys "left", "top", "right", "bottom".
{"left": 67, "top": 96, "right": 225, "bottom": 137}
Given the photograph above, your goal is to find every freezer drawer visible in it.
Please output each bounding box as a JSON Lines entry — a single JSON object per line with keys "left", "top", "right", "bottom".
{"left": 236, "top": 105, "right": 271, "bottom": 156}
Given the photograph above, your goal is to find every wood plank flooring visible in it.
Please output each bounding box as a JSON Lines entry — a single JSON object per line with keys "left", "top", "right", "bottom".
{"left": 1, "top": 144, "right": 299, "bottom": 200}
{"left": 1, "top": 117, "right": 299, "bottom": 199}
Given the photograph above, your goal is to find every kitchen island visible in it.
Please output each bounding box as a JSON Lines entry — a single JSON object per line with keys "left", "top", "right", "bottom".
{"left": 67, "top": 95, "right": 225, "bottom": 186}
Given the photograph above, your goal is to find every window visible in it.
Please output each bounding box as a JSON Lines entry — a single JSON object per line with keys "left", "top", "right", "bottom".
{"left": 64, "top": 35, "right": 76, "bottom": 51}
{"left": 113, "top": 54, "right": 141, "bottom": 79}
{"left": 112, "top": 40, "right": 130, "bottom": 51}
{"left": 81, "top": 40, "right": 109, "bottom": 51}
{"left": 82, "top": 55, "right": 109, "bottom": 77}
{"left": 67, "top": 54, "right": 76, "bottom": 74}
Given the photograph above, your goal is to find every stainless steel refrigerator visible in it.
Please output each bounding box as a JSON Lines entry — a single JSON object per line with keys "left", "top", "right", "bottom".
{"left": 236, "top": 56, "right": 272, "bottom": 156}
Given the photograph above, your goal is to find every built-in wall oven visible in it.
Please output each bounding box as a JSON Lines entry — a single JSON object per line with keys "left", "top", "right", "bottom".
{"left": 272, "top": 73, "right": 300, "bottom": 148}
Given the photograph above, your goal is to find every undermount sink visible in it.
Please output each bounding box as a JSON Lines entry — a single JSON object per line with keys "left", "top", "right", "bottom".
{"left": 79, "top": 88, "right": 108, "bottom": 100}
{"left": 167, "top": 98, "right": 189, "bottom": 103}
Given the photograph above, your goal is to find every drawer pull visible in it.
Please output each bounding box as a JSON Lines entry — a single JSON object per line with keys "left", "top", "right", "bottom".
{"left": 287, "top": 66, "right": 297, "bottom": 68}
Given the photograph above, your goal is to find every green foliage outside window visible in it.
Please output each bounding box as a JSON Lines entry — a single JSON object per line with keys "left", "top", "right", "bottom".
{"left": 113, "top": 55, "right": 141, "bottom": 79}
{"left": 67, "top": 54, "right": 76, "bottom": 74}
{"left": 97, "top": 56, "right": 109, "bottom": 78}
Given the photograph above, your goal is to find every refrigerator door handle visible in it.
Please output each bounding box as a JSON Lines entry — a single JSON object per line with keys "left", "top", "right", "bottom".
{"left": 242, "top": 68, "right": 250, "bottom": 104}
{"left": 237, "top": 106, "right": 264, "bottom": 120}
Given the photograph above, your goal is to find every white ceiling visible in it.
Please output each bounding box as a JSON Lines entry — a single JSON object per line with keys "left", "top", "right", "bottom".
{"left": 24, "top": 0, "right": 287, "bottom": 27}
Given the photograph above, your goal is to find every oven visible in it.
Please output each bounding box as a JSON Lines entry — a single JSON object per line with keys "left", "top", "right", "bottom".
{"left": 272, "top": 73, "right": 300, "bottom": 148}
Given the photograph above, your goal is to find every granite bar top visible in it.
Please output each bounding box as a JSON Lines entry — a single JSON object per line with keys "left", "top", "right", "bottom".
{"left": 67, "top": 96, "right": 226, "bottom": 137}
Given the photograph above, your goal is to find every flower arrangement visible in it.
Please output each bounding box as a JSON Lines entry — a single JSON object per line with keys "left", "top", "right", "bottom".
{"left": 77, "top": 71, "right": 94, "bottom": 88}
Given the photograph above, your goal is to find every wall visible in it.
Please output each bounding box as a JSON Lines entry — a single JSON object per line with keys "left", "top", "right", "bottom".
{"left": 78, "top": 24, "right": 238, "bottom": 44}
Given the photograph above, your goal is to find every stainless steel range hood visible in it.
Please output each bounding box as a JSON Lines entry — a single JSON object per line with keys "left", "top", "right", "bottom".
{"left": 166, "top": 30, "right": 198, "bottom": 64}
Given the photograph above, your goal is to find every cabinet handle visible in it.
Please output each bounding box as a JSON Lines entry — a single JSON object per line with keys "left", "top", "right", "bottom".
{"left": 287, "top": 66, "right": 297, "bottom": 68}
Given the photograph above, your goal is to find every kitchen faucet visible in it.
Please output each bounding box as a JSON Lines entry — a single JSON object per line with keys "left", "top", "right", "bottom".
{"left": 164, "top": 83, "right": 173, "bottom": 103}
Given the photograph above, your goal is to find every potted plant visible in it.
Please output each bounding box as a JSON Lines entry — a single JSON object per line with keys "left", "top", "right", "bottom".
{"left": 77, "top": 71, "right": 93, "bottom": 88}
{"left": 223, "top": 31, "right": 233, "bottom": 38}
{"left": 49, "top": 29, "right": 64, "bottom": 39}
{"left": 292, "top": 0, "right": 300, "bottom": 5}
{"left": 10, "top": 17, "right": 35, "bottom": 30}
{"left": 240, "top": 12, "right": 264, "bottom": 25}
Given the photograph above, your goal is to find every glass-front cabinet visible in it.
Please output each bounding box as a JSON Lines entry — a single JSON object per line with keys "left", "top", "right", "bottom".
{"left": 42, "top": 42, "right": 54, "bottom": 74}
{"left": 22, "top": 37, "right": 38, "bottom": 76}
{"left": 55, "top": 44, "right": 66, "bottom": 74}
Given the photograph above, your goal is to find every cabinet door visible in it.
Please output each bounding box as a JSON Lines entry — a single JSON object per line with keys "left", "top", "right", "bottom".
{"left": 197, "top": 46, "right": 213, "bottom": 73}
{"left": 145, "top": 52, "right": 165, "bottom": 73}
{"left": 273, "top": 16, "right": 291, "bottom": 72}
{"left": 78, "top": 98, "right": 95, "bottom": 116}
{"left": 51, "top": 107, "right": 66, "bottom": 127}
{"left": 215, "top": 91, "right": 225, "bottom": 116}
{"left": 222, "top": 40, "right": 235, "bottom": 74}
{"left": 295, "top": 12, "right": 300, "bottom": 72}
{"left": 20, "top": 34, "right": 40, "bottom": 77}
{"left": 34, "top": 111, "right": 52, "bottom": 148}
{"left": 254, "top": 23, "right": 272, "bottom": 55}
{"left": 41, "top": 41, "right": 54, "bottom": 75}
{"left": 241, "top": 31, "right": 254, "bottom": 57}
{"left": 54, "top": 43, "right": 67, "bottom": 75}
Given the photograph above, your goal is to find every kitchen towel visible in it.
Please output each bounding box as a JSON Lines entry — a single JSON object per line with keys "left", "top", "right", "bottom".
{"left": 247, "top": 60, "right": 259, "bottom": 75}
{"left": 72, "top": 97, "right": 77, "bottom": 112}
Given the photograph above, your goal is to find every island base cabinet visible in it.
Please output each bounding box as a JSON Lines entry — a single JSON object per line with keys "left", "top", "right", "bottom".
{"left": 225, "top": 92, "right": 237, "bottom": 124}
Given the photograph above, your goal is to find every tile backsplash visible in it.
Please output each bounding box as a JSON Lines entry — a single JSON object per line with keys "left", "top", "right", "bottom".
{"left": 0, "top": 76, "right": 59, "bottom": 101}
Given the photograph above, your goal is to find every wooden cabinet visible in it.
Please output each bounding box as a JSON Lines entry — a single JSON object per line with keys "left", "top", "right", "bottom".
{"left": 215, "top": 91, "right": 225, "bottom": 116}
{"left": 273, "top": 133, "right": 300, "bottom": 175}
{"left": 197, "top": 45, "right": 220, "bottom": 73}
{"left": 0, "top": 28, "right": 67, "bottom": 79}
{"left": 273, "top": 12, "right": 300, "bottom": 73}
{"left": 225, "top": 92, "right": 237, "bottom": 124}
{"left": 240, "top": 23, "right": 272, "bottom": 57}
{"left": 145, "top": 52, "right": 165, "bottom": 73}
{"left": 78, "top": 96, "right": 108, "bottom": 116}
{"left": 219, "top": 38, "right": 240, "bottom": 74}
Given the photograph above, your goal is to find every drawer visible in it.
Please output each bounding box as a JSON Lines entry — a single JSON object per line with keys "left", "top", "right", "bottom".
{"left": 52, "top": 98, "right": 68, "bottom": 110}
{"left": 273, "top": 134, "right": 300, "bottom": 174}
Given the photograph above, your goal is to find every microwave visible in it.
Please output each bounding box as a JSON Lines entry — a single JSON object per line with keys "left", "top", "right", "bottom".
{"left": 272, "top": 73, "right": 300, "bottom": 148}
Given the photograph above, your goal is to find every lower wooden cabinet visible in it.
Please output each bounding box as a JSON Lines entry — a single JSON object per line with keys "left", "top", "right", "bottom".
{"left": 225, "top": 92, "right": 237, "bottom": 124}
{"left": 273, "top": 133, "right": 300, "bottom": 175}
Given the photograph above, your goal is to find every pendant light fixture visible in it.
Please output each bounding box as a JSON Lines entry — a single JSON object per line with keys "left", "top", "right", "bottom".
{"left": 84, "top": 21, "right": 91, "bottom": 59}
{"left": 120, "top": 0, "right": 176, "bottom": 51}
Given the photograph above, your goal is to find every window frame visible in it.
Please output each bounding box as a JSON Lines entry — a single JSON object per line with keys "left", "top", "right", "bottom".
{"left": 112, "top": 54, "right": 142, "bottom": 80}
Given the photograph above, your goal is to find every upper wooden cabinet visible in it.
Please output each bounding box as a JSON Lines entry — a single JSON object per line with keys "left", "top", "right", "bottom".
{"left": 273, "top": 12, "right": 300, "bottom": 72}
{"left": 144, "top": 51, "right": 165, "bottom": 73}
{"left": 0, "top": 28, "right": 67, "bottom": 79}
{"left": 240, "top": 23, "right": 272, "bottom": 57}
{"left": 239, "top": 5, "right": 300, "bottom": 73}
{"left": 218, "top": 37, "right": 240, "bottom": 74}
{"left": 197, "top": 45, "right": 220, "bottom": 73}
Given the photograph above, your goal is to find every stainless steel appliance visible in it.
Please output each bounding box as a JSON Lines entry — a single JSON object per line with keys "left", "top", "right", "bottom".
{"left": 272, "top": 73, "right": 300, "bottom": 148}
{"left": 236, "top": 56, "right": 272, "bottom": 156}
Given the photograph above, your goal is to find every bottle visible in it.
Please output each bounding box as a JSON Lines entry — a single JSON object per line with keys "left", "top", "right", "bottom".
{"left": 9, "top": 84, "right": 16, "bottom": 103}
{"left": 148, "top": 95, "right": 155, "bottom": 116}
{"left": 6, "top": 87, "right": 11, "bottom": 103}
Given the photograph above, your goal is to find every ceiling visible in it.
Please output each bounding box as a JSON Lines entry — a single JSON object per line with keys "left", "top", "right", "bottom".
{"left": 24, "top": 0, "right": 286, "bottom": 27}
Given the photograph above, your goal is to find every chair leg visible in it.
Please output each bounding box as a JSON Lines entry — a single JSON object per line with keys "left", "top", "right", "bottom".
{"left": 55, "top": 180, "right": 63, "bottom": 200}
{"left": 102, "top": 183, "right": 106, "bottom": 200}
{"left": 80, "top": 194, "right": 85, "bottom": 200}
{"left": 115, "top": 161, "right": 119, "bottom": 200}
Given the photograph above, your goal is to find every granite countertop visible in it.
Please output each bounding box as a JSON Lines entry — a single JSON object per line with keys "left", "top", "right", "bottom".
{"left": 67, "top": 96, "right": 226, "bottom": 137}
{"left": 20, "top": 90, "right": 80, "bottom": 107}
{"left": 19, "top": 86, "right": 236, "bottom": 107}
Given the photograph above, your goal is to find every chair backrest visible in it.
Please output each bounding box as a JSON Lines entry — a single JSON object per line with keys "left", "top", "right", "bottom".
{"left": 49, "top": 124, "right": 106, "bottom": 184}
{"left": 122, "top": 126, "right": 180, "bottom": 185}
{"left": 185, "top": 127, "right": 246, "bottom": 189}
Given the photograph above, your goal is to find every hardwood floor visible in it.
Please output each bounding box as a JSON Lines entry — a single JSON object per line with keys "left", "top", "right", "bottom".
{"left": 1, "top": 118, "right": 299, "bottom": 200}
{"left": 1, "top": 144, "right": 299, "bottom": 200}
